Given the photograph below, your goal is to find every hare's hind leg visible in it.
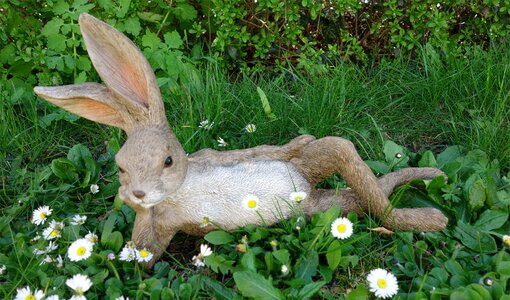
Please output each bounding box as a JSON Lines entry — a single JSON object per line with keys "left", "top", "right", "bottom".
{"left": 291, "top": 137, "right": 448, "bottom": 231}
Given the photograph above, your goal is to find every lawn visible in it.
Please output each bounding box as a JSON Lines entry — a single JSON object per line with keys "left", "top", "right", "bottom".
{"left": 1, "top": 44, "right": 510, "bottom": 299}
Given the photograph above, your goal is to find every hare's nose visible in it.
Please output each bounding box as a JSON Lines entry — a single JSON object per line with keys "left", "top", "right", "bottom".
{"left": 132, "top": 190, "right": 146, "bottom": 199}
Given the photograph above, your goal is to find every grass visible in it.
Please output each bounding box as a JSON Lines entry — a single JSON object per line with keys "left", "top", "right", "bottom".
{"left": 1, "top": 46, "right": 510, "bottom": 299}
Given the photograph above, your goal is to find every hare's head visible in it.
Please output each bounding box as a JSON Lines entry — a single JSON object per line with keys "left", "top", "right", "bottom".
{"left": 34, "top": 14, "right": 187, "bottom": 208}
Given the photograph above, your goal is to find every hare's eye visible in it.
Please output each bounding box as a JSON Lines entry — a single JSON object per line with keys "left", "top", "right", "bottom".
{"left": 164, "top": 156, "right": 173, "bottom": 167}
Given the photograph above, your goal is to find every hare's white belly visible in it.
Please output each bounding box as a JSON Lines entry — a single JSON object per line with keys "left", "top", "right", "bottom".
{"left": 172, "top": 160, "right": 311, "bottom": 229}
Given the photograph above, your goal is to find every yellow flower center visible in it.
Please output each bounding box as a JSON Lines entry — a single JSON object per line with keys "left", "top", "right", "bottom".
{"left": 50, "top": 230, "right": 59, "bottom": 237}
{"left": 75, "top": 287, "right": 84, "bottom": 295}
{"left": 202, "top": 217, "right": 209, "bottom": 225}
{"left": 337, "top": 224, "right": 346, "bottom": 233}
{"left": 39, "top": 212, "right": 47, "bottom": 219}
{"left": 247, "top": 199, "right": 257, "bottom": 208}
{"left": 295, "top": 196, "right": 302, "bottom": 201}
{"left": 377, "top": 278, "right": 387, "bottom": 289}
{"left": 25, "top": 295, "right": 35, "bottom": 300}
{"left": 140, "top": 249, "right": 149, "bottom": 258}
{"left": 77, "top": 246, "right": 86, "bottom": 256}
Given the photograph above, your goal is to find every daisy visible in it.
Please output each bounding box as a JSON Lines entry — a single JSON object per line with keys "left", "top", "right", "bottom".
{"left": 217, "top": 137, "right": 228, "bottom": 147}
{"left": 199, "top": 120, "right": 214, "bottom": 130}
{"left": 40, "top": 255, "right": 55, "bottom": 265}
{"left": 46, "top": 295, "right": 59, "bottom": 300}
{"left": 67, "top": 238, "right": 94, "bottom": 261}
{"left": 119, "top": 243, "right": 136, "bottom": 262}
{"left": 14, "top": 286, "right": 44, "bottom": 300}
{"left": 281, "top": 264, "right": 289, "bottom": 275}
{"left": 503, "top": 235, "right": 510, "bottom": 248}
{"left": 242, "top": 194, "right": 259, "bottom": 210}
{"left": 115, "top": 296, "right": 129, "bottom": 300}
{"left": 90, "top": 184, "right": 99, "bottom": 194}
{"left": 70, "top": 214, "right": 87, "bottom": 225}
{"left": 135, "top": 248, "right": 153, "bottom": 263}
{"left": 31, "top": 205, "right": 52, "bottom": 225}
{"left": 367, "top": 268, "right": 399, "bottom": 299}
{"left": 330, "top": 217, "right": 353, "bottom": 239}
{"left": 192, "top": 244, "right": 213, "bottom": 267}
{"left": 107, "top": 253, "right": 116, "bottom": 261}
{"left": 289, "top": 191, "right": 307, "bottom": 202}
{"left": 200, "top": 216, "right": 210, "bottom": 228}
{"left": 56, "top": 255, "right": 63, "bottom": 268}
{"left": 66, "top": 273, "right": 92, "bottom": 300}
{"left": 0, "top": 264, "right": 6, "bottom": 275}
{"left": 244, "top": 124, "right": 257, "bottom": 133}
{"left": 85, "top": 231, "right": 98, "bottom": 244}
{"left": 42, "top": 220, "right": 64, "bottom": 240}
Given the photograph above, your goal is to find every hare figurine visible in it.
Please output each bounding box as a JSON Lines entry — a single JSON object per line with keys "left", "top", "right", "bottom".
{"left": 34, "top": 14, "right": 448, "bottom": 266}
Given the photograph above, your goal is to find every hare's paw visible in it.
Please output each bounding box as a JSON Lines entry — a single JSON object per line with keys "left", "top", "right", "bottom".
{"left": 386, "top": 207, "right": 448, "bottom": 232}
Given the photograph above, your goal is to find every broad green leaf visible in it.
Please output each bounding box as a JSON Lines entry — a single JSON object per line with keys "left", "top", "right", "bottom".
{"left": 296, "top": 281, "right": 326, "bottom": 300}
{"left": 67, "top": 144, "right": 93, "bottom": 169}
{"left": 164, "top": 31, "right": 183, "bottom": 49}
{"left": 233, "top": 271, "right": 284, "bottom": 300}
{"left": 474, "top": 210, "right": 508, "bottom": 231}
{"left": 124, "top": 17, "right": 141, "bottom": 36}
{"left": 241, "top": 249, "right": 257, "bottom": 272}
{"left": 51, "top": 158, "right": 78, "bottom": 181}
{"left": 467, "top": 177, "right": 486, "bottom": 211}
{"left": 138, "top": 12, "right": 164, "bottom": 23}
{"left": 430, "top": 267, "right": 448, "bottom": 283}
{"left": 173, "top": 2, "right": 198, "bottom": 21}
{"left": 52, "top": 0, "right": 70, "bottom": 15}
{"left": 204, "top": 231, "right": 235, "bottom": 245}
{"left": 346, "top": 284, "right": 369, "bottom": 300}
{"left": 383, "top": 140, "right": 409, "bottom": 169}
{"left": 160, "top": 287, "right": 175, "bottom": 299}
{"left": 179, "top": 283, "right": 192, "bottom": 299}
{"left": 453, "top": 221, "right": 497, "bottom": 253}
{"left": 204, "top": 254, "right": 234, "bottom": 275}
{"left": 272, "top": 249, "right": 290, "bottom": 264}
{"left": 437, "top": 145, "right": 463, "bottom": 168}
{"left": 101, "top": 213, "right": 117, "bottom": 246}
{"left": 201, "top": 276, "right": 240, "bottom": 300}
{"left": 295, "top": 250, "right": 319, "bottom": 283}
{"left": 47, "top": 33, "right": 67, "bottom": 52}
{"left": 419, "top": 150, "right": 437, "bottom": 167}
{"left": 41, "top": 18, "right": 64, "bottom": 36}
{"left": 104, "top": 231, "right": 123, "bottom": 253}
{"left": 257, "top": 87, "right": 276, "bottom": 120}
{"left": 365, "top": 160, "right": 391, "bottom": 175}
{"left": 326, "top": 239, "right": 341, "bottom": 271}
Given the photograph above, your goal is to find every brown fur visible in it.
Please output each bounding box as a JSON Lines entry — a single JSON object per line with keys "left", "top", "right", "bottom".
{"left": 34, "top": 14, "right": 449, "bottom": 267}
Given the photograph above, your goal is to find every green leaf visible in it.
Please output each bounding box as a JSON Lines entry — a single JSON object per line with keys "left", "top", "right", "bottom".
{"left": 346, "top": 284, "right": 369, "bottom": 300}
{"left": 474, "top": 210, "right": 508, "bottom": 231}
{"left": 466, "top": 176, "right": 486, "bottom": 211}
{"left": 326, "top": 239, "right": 341, "bottom": 271}
{"left": 47, "top": 33, "right": 67, "bottom": 51}
{"left": 272, "top": 249, "right": 290, "bottom": 264}
{"left": 67, "top": 144, "right": 93, "bottom": 169}
{"left": 296, "top": 281, "right": 326, "bottom": 300}
{"left": 138, "top": 12, "right": 164, "bottom": 23}
{"left": 437, "top": 145, "right": 464, "bottom": 168}
{"left": 164, "top": 31, "right": 183, "bottom": 49}
{"left": 101, "top": 213, "right": 117, "bottom": 246}
{"left": 52, "top": 0, "right": 70, "bottom": 15}
{"left": 204, "top": 231, "right": 235, "bottom": 245}
{"left": 41, "top": 18, "right": 64, "bottom": 36}
{"left": 453, "top": 221, "right": 497, "bottom": 253}
{"left": 173, "top": 2, "right": 198, "bottom": 21}
{"left": 383, "top": 140, "right": 409, "bottom": 169}
{"left": 295, "top": 250, "right": 319, "bottom": 283}
{"left": 204, "top": 254, "right": 234, "bottom": 275}
{"left": 365, "top": 160, "right": 391, "bottom": 175}
{"left": 51, "top": 158, "right": 78, "bottom": 181}
{"left": 233, "top": 271, "right": 284, "bottom": 300}
{"left": 445, "top": 259, "right": 464, "bottom": 276}
{"left": 241, "top": 249, "right": 257, "bottom": 272}
{"left": 104, "top": 231, "right": 123, "bottom": 252}
{"left": 201, "top": 276, "right": 240, "bottom": 300}
{"left": 419, "top": 150, "right": 437, "bottom": 167}
{"left": 124, "top": 17, "right": 141, "bottom": 36}
{"left": 257, "top": 86, "right": 276, "bottom": 120}
{"left": 430, "top": 267, "right": 449, "bottom": 283}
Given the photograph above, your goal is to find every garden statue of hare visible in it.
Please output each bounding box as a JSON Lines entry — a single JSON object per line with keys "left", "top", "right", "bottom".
{"left": 34, "top": 14, "right": 448, "bottom": 267}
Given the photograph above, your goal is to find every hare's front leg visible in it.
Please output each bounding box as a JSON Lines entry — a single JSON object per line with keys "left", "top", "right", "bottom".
{"left": 291, "top": 137, "right": 448, "bottom": 231}
{"left": 131, "top": 209, "right": 176, "bottom": 268}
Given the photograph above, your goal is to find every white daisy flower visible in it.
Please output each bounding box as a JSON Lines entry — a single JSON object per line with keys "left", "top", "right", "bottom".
{"left": 46, "top": 295, "right": 59, "bottom": 300}
{"left": 33, "top": 241, "right": 57, "bottom": 256}
{"left": 42, "top": 220, "right": 64, "bottom": 240}
{"left": 115, "top": 296, "right": 129, "bottom": 300}
{"left": 289, "top": 191, "right": 307, "bottom": 202}
{"left": 0, "top": 264, "right": 6, "bottom": 275}
{"left": 330, "top": 217, "right": 353, "bottom": 239}
{"left": 56, "top": 255, "right": 63, "bottom": 268}
{"left": 199, "top": 119, "right": 214, "bottom": 130}
{"left": 242, "top": 194, "right": 259, "bottom": 210}
{"left": 192, "top": 244, "right": 213, "bottom": 268}
{"left": 367, "top": 268, "right": 399, "bottom": 299}
{"left": 200, "top": 216, "right": 210, "bottom": 228}
{"left": 40, "top": 255, "right": 55, "bottom": 265}
{"left": 244, "top": 123, "right": 257, "bottom": 133}
{"left": 66, "top": 273, "right": 92, "bottom": 299}
{"left": 15, "top": 286, "right": 44, "bottom": 300}
{"left": 503, "top": 235, "right": 510, "bottom": 248}
{"left": 107, "top": 253, "right": 116, "bottom": 261}
{"left": 67, "top": 238, "right": 94, "bottom": 262}
{"left": 119, "top": 244, "right": 136, "bottom": 262}
{"left": 135, "top": 248, "right": 153, "bottom": 263}
{"left": 281, "top": 264, "right": 289, "bottom": 275}
{"left": 31, "top": 205, "right": 52, "bottom": 225}
{"left": 217, "top": 137, "right": 228, "bottom": 147}
{"left": 90, "top": 184, "right": 99, "bottom": 194}
{"left": 70, "top": 214, "right": 87, "bottom": 225}
{"left": 30, "top": 235, "right": 41, "bottom": 242}
{"left": 85, "top": 231, "right": 98, "bottom": 244}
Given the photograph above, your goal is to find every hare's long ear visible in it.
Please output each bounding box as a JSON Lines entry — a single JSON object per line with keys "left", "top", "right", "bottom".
{"left": 34, "top": 83, "right": 133, "bottom": 132}
{"left": 78, "top": 13, "right": 166, "bottom": 126}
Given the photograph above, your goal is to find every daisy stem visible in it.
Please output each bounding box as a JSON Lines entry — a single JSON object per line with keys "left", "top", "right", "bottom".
{"left": 256, "top": 211, "right": 268, "bottom": 227}
{"left": 106, "top": 260, "right": 121, "bottom": 280}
